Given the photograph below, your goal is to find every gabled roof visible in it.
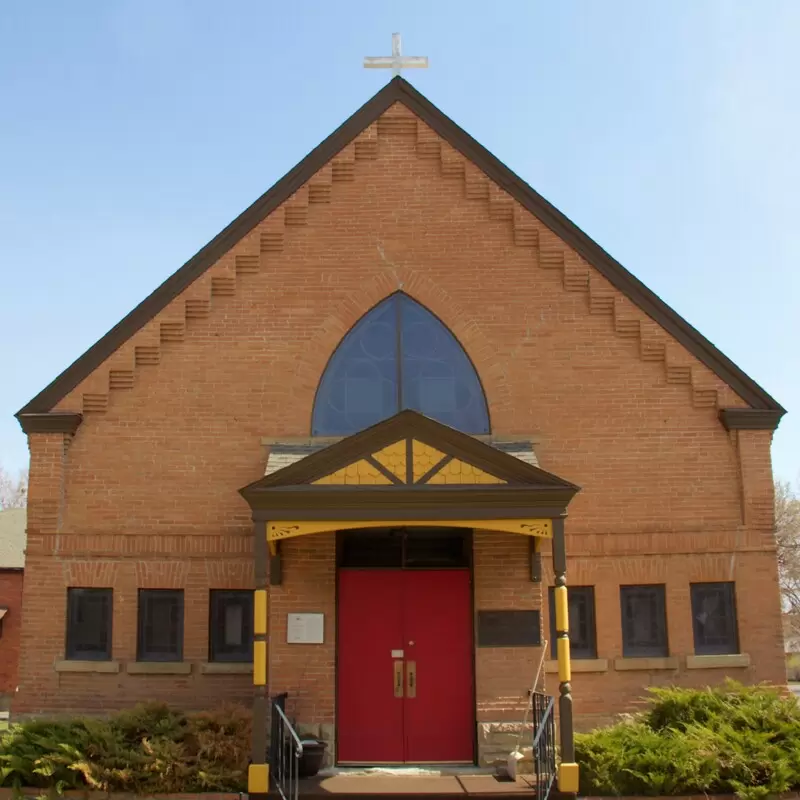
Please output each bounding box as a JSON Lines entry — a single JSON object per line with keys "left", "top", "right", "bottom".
{"left": 17, "top": 77, "right": 784, "bottom": 420}
{"left": 239, "top": 410, "right": 579, "bottom": 520}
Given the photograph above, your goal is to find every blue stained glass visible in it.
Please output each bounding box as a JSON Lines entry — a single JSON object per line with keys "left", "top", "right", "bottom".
{"left": 399, "top": 296, "right": 490, "bottom": 433}
{"left": 311, "top": 298, "right": 399, "bottom": 436}
{"left": 312, "top": 294, "right": 490, "bottom": 436}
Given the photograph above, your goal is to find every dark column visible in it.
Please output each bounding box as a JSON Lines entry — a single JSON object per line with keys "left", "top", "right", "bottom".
{"left": 249, "top": 520, "right": 270, "bottom": 800}
{"left": 552, "top": 516, "right": 578, "bottom": 794}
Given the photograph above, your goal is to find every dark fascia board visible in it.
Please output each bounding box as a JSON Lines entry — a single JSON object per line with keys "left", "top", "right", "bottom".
{"left": 719, "top": 408, "right": 784, "bottom": 431}
{"left": 17, "top": 78, "right": 785, "bottom": 418}
{"left": 17, "top": 412, "right": 82, "bottom": 435}
{"left": 240, "top": 410, "right": 581, "bottom": 497}
{"left": 246, "top": 489, "right": 574, "bottom": 520}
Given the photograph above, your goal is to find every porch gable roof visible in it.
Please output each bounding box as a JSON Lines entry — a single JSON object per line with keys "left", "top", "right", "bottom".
{"left": 239, "top": 411, "right": 579, "bottom": 521}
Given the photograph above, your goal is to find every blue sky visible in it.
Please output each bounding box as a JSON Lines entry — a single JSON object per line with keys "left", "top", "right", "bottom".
{"left": 1, "top": 1, "right": 798, "bottom": 481}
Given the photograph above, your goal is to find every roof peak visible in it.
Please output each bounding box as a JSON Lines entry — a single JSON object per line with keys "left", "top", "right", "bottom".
{"left": 17, "top": 78, "right": 784, "bottom": 419}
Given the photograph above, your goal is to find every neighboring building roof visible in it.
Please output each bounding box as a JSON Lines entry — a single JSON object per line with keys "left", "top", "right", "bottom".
{"left": 16, "top": 77, "right": 784, "bottom": 421}
{"left": 0, "top": 508, "right": 26, "bottom": 569}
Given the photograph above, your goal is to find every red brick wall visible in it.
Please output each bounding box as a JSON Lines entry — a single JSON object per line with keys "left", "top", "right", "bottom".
{"left": 0, "top": 569, "right": 24, "bottom": 697}
{"left": 15, "top": 101, "right": 785, "bottom": 725}
{"left": 474, "top": 532, "right": 546, "bottom": 721}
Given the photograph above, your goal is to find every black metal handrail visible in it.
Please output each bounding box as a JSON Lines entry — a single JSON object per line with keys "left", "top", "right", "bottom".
{"left": 531, "top": 691, "right": 556, "bottom": 800}
{"left": 270, "top": 695, "right": 304, "bottom": 800}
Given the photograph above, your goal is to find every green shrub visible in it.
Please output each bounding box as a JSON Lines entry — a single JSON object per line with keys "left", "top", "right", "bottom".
{"left": 575, "top": 681, "right": 800, "bottom": 799}
{"left": 0, "top": 703, "right": 251, "bottom": 794}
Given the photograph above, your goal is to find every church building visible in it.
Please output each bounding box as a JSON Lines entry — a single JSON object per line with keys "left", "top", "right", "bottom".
{"left": 14, "top": 78, "right": 786, "bottom": 795}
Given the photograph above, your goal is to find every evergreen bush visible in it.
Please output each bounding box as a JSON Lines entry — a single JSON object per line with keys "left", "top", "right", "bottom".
{"left": 0, "top": 703, "right": 251, "bottom": 793}
{"left": 575, "top": 681, "right": 800, "bottom": 799}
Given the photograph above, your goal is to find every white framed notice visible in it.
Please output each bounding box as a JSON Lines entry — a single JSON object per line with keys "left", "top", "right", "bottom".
{"left": 287, "top": 613, "right": 325, "bottom": 644}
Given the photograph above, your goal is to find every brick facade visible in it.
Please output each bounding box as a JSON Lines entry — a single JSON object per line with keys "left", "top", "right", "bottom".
{"left": 14, "top": 93, "right": 785, "bottom": 760}
{"left": 0, "top": 569, "right": 23, "bottom": 701}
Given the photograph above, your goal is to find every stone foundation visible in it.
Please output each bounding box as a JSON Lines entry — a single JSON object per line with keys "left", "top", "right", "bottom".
{"left": 294, "top": 722, "right": 336, "bottom": 768}
{"left": 477, "top": 721, "right": 533, "bottom": 770}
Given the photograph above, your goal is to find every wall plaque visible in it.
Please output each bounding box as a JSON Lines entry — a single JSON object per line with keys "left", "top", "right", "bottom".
{"left": 477, "top": 610, "right": 541, "bottom": 647}
{"left": 287, "top": 613, "right": 324, "bottom": 644}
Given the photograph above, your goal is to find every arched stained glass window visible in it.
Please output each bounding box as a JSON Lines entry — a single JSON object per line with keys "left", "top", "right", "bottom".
{"left": 312, "top": 294, "right": 490, "bottom": 436}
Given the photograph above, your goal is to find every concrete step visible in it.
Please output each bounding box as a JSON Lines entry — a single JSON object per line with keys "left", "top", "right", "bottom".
{"left": 273, "top": 773, "right": 541, "bottom": 797}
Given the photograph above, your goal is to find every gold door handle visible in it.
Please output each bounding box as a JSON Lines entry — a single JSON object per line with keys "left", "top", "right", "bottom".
{"left": 407, "top": 661, "right": 416, "bottom": 698}
{"left": 393, "top": 660, "right": 404, "bottom": 698}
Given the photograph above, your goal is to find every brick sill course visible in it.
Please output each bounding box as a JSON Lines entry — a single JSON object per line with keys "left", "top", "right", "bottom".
{"left": 200, "top": 662, "right": 253, "bottom": 674}
{"left": 614, "top": 656, "right": 679, "bottom": 671}
{"left": 545, "top": 658, "right": 608, "bottom": 673}
{"left": 125, "top": 662, "right": 192, "bottom": 675}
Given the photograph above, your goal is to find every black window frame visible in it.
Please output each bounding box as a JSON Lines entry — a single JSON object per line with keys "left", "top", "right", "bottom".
{"left": 137, "top": 589, "right": 184, "bottom": 662}
{"left": 209, "top": 590, "right": 254, "bottom": 663}
{"left": 548, "top": 586, "right": 597, "bottom": 659}
{"left": 65, "top": 588, "right": 113, "bottom": 661}
{"left": 620, "top": 584, "right": 669, "bottom": 658}
{"left": 690, "top": 582, "right": 739, "bottom": 655}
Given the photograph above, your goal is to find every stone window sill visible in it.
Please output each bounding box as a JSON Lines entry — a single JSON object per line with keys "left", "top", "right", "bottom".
{"left": 126, "top": 662, "right": 192, "bottom": 675}
{"left": 614, "top": 656, "right": 679, "bottom": 671}
{"left": 686, "top": 653, "right": 751, "bottom": 669}
{"left": 545, "top": 658, "right": 608, "bottom": 674}
{"left": 200, "top": 662, "right": 253, "bottom": 674}
{"left": 55, "top": 660, "right": 120, "bottom": 674}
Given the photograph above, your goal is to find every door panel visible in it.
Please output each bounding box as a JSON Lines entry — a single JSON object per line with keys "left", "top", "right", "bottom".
{"left": 403, "top": 570, "right": 474, "bottom": 763}
{"left": 337, "top": 568, "right": 474, "bottom": 764}
{"left": 337, "top": 570, "right": 405, "bottom": 763}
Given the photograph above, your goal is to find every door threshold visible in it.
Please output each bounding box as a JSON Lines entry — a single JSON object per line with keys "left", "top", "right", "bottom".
{"left": 326, "top": 765, "right": 486, "bottom": 776}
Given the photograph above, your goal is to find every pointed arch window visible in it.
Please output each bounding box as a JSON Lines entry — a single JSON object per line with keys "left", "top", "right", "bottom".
{"left": 312, "top": 294, "right": 490, "bottom": 436}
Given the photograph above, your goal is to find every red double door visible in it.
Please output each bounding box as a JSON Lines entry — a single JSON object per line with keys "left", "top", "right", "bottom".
{"left": 337, "top": 569, "right": 474, "bottom": 764}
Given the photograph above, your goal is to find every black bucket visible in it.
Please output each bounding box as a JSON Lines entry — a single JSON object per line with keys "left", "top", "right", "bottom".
{"left": 282, "top": 739, "right": 328, "bottom": 778}
{"left": 298, "top": 739, "right": 328, "bottom": 777}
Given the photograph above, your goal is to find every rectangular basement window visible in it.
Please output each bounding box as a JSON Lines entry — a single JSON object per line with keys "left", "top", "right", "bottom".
{"left": 209, "top": 590, "right": 254, "bottom": 662}
{"left": 137, "top": 589, "right": 184, "bottom": 662}
{"left": 65, "top": 589, "right": 112, "bottom": 661}
{"left": 620, "top": 585, "right": 669, "bottom": 658}
{"left": 690, "top": 582, "right": 739, "bottom": 655}
{"left": 548, "top": 586, "right": 597, "bottom": 659}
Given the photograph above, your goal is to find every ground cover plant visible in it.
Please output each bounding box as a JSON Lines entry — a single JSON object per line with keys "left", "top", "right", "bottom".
{"left": 575, "top": 680, "right": 800, "bottom": 799}
{"left": 0, "top": 703, "right": 251, "bottom": 793}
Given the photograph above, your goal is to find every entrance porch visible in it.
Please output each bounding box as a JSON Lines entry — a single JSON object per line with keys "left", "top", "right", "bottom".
{"left": 239, "top": 411, "right": 581, "bottom": 798}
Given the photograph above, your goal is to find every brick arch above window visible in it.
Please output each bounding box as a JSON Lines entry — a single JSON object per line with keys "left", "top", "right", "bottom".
{"left": 311, "top": 291, "right": 491, "bottom": 437}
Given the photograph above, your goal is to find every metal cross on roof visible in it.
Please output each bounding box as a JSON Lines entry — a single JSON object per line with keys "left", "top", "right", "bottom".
{"left": 364, "top": 33, "right": 428, "bottom": 77}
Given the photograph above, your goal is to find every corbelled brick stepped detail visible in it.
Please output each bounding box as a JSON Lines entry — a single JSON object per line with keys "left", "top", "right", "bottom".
{"left": 76, "top": 103, "right": 723, "bottom": 418}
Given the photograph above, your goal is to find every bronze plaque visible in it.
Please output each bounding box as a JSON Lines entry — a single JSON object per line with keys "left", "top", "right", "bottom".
{"left": 476, "top": 610, "right": 541, "bottom": 647}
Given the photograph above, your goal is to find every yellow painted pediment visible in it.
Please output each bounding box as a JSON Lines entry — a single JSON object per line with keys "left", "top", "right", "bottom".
{"left": 412, "top": 440, "right": 447, "bottom": 481}
{"left": 308, "top": 436, "right": 508, "bottom": 486}
{"left": 312, "top": 459, "right": 393, "bottom": 485}
{"left": 371, "top": 440, "right": 407, "bottom": 481}
{"left": 426, "top": 458, "right": 505, "bottom": 485}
